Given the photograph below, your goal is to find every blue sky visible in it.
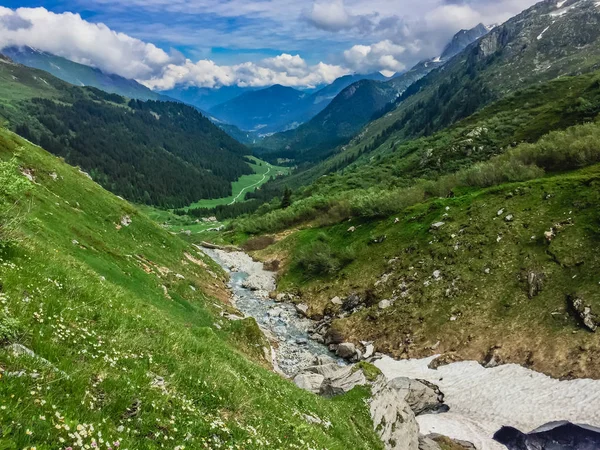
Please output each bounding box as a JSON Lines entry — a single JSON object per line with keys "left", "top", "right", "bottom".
{"left": 0, "top": 0, "right": 539, "bottom": 89}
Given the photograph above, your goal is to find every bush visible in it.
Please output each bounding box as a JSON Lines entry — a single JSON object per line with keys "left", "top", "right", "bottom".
{"left": 0, "top": 311, "right": 22, "bottom": 345}
{"left": 296, "top": 241, "right": 356, "bottom": 277}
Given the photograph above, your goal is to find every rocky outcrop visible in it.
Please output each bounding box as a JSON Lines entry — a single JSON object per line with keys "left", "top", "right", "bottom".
{"left": 370, "top": 381, "right": 420, "bottom": 450}
{"left": 293, "top": 373, "right": 325, "bottom": 394}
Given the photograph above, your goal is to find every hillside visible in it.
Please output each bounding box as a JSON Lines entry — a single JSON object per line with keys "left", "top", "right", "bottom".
{"left": 257, "top": 24, "right": 490, "bottom": 159}
{"left": 3, "top": 46, "right": 173, "bottom": 102}
{"left": 0, "top": 54, "right": 254, "bottom": 208}
{"left": 215, "top": 65, "right": 600, "bottom": 380}
{"left": 326, "top": 0, "right": 600, "bottom": 175}
{"left": 0, "top": 127, "right": 382, "bottom": 449}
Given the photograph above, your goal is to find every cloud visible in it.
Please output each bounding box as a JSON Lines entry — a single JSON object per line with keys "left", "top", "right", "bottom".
{"left": 343, "top": 40, "right": 407, "bottom": 73}
{"left": 143, "top": 54, "right": 349, "bottom": 90}
{"left": 305, "top": 0, "right": 353, "bottom": 31}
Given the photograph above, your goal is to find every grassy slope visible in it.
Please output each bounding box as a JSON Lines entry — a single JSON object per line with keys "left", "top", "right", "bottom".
{"left": 0, "top": 129, "right": 381, "bottom": 449}
{"left": 255, "top": 165, "right": 600, "bottom": 379}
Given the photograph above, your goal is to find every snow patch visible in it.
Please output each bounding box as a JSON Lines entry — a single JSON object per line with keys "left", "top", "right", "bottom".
{"left": 557, "top": 0, "right": 567, "bottom": 7}
{"left": 432, "top": 56, "right": 441, "bottom": 63}
{"left": 537, "top": 25, "right": 551, "bottom": 40}
{"left": 374, "top": 355, "right": 600, "bottom": 450}
{"left": 549, "top": 6, "right": 571, "bottom": 16}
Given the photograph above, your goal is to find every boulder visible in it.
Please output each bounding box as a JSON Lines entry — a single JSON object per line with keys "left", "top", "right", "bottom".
{"left": 293, "top": 373, "right": 325, "bottom": 394}
{"left": 428, "top": 435, "right": 476, "bottom": 450}
{"left": 363, "top": 343, "right": 375, "bottom": 359}
{"left": 336, "top": 342, "right": 356, "bottom": 359}
{"left": 387, "top": 377, "right": 447, "bottom": 415}
{"left": 494, "top": 421, "right": 600, "bottom": 450}
{"left": 320, "top": 366, "right": 368, "bottom": 397}
{"left": 418, "top": 437, "right": 441, "bottom": 450}
{"left": 526, "top": 271, "right": 544, "bottom": 298}
{"left": 304, "top": 363, "right": 345, "bottom": 379}
{"left": 370, "top": 382, "right": 420, "bottom": 450}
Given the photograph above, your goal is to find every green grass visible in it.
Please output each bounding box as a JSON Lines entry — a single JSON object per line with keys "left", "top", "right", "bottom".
{"left": 0, "top": 128, "right": 382, "bottom": 449}
{"left": 188, "top": 156, "right": 290, "bottom": 210}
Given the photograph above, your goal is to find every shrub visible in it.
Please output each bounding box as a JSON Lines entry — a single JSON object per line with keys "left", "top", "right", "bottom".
{"left": 296, "top": 240, "right": 356, "bottom": 277}
{"left": 0, "top": 157, "right": 30, "bottom": 244}
{"left": 0, "top": 311, "right": 22, "bottom": 345}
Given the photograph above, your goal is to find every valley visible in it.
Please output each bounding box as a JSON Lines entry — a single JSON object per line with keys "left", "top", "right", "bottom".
{"left": 2, "top": 0, "right": 600, "bottom": 449}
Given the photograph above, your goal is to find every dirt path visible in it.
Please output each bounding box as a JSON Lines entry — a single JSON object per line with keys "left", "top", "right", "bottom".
{"left": 228, "top": 163, "right": 272, "bottom": 205}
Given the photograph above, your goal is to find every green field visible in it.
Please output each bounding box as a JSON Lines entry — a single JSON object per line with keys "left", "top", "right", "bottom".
{"left": 187, "top": 156, "right": 289, "bottom": 210}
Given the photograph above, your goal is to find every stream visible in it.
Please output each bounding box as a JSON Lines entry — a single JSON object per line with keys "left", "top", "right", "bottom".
{"left": 203, "top": 247, "right": 600, "bottom": 450}
{"left": 203, "top": 248, "right": 340, "bottom": 376}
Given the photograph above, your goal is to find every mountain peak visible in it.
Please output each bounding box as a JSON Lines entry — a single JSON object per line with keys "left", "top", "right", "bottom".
{"left": 440, "top": 23, "right": 491, "bottom": 60}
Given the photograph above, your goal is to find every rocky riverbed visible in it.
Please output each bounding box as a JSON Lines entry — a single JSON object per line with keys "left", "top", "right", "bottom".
{"left": 203, "top": 248, "right": 600, "bottom": 450}
{"left": 202, "top": 248, "right": 342, "bottom": 375}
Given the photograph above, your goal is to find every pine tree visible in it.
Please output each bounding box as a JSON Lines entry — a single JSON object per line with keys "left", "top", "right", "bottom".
{"left": 281, "top": 187, "right": 293, "bottom": 209}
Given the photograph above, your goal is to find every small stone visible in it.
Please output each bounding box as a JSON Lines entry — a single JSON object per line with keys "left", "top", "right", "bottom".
{"left": 331, "top": 296, "right": 343, "bottom": 305}
{"left": 497, "top": 209, "right": 504, "bottom": 216}
{"left": 505, "top": 214, "right": 514, "bottom": 222}
{"left": 394, "top": 218, "right": 400, "bottom": 224}
{"left": 379, "top": 300, "right": 392, "bottom": 310}
{"left": 72, "top": 239, "right": 79, "bottom": 245}
{"left": 484, "top": 268, "right": 491, "bottom": 274}
{"left": 347, "top": 226, "right": 356, "bottom": 233}
{"left": 120, "top": 215, "right": 132, "bottom": 227}
{"left": 433, "top": 270, "right": 441, "bottom": 280}
{"left": 295, "top": 303, "right": 309, "bottom": 317}
{"left": 431, "top": 222, "right": 445, "bottom": 230}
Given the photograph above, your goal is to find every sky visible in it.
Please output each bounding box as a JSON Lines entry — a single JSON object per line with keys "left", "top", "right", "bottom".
{"left": 0, "top": 0, "right": 540, "bottom": 91}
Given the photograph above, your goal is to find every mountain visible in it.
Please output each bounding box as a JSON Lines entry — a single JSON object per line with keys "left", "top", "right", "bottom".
{"left": 160, "top": 85, "right": 258, "bottom": 111}
{"left": 440, "top": 23, "right": 492, "bottom": 59}
{"left": 208, "top": 73, "right": 390, "bottom": 135}
{"left": 0, "top": 54, "right": 253, "bottom": 208}
{"left": 257, "top": 23, "right": 490, "bottom": 160}
{"left": 209, "top": 84, "right": 307, "bottom": 133}
{"left": 2, "top": 46, "right": 173, "bottom": 102}
{"left": 0, "top": 126, "right": 383, "bottom": 449}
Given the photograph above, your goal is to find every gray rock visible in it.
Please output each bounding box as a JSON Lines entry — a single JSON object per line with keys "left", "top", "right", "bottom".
{"left": 370, "top": 382, "right": 420, "bottom": 450}
{"left": 433, "top": 270, "right": 441, "bottom": 280}
{"left": 343, "top": 293, "right": 362, "bottom": 311}
{"left": 505, "top": 214, "right": 514, "bottom": 222}
{"left": 295, "top": 303, "right": 309, "bottom": 317}
{"left": 387, "top": 377, "right": 447, "bottom": 416}
{"left": 320, "top": 366, "right": 367, "bottom": 397}
{"left": 431, "top": 222, "right": 445, "bottom": 230}
{"left": 120, "top": 215, "right": 132, "bottom": 227}
{"left": 379, "top": 299, "right": 392, "bottom": 309}
{"left": 363, "top": 343, "right": 375, "bottom": 359}
{"left": 569, "top": 295, "right": 598, "bottom": 332}
{"left": 526, "top": 271, "right": 544, "bottom": 298}
{"left": 331, "top": 296, "right": 343, "bottom": 305}
{"left": 336, "top": 342, "right": 356, "bottom": 359}
{"left": 304, "top": 363, "right": 345, "bottom": 379}
{"left": 293, "top": 373, "right": 325, "bottom": 394}
{"left": 418, "top": 436, "right": 442, "bottom": 450}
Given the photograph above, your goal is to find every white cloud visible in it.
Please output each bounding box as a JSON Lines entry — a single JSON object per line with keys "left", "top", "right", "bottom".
{"left": 0, "top": 7, "right": 179, "bottom": 80}
{"left": 305, "top": 0, "right": 353, "bottom": 31}
{"left": 143, "top": 54, "right": 349, "bottom": 90}
{"left": 344, "top": 40, "right": 407, "bottom": 73}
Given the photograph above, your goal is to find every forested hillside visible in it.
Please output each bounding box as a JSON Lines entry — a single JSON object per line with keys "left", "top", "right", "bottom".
{"left": 0, "top": 55, "right": 253, "bottom": 208}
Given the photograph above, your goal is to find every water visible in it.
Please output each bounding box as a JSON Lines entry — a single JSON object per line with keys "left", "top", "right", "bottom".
{"left": 203, "top": 248, "right": 338, "bottom": 376}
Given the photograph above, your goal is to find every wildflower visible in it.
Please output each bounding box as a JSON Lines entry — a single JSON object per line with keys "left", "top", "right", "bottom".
{"left": 25, "top": 429, "right": 32, "bottom": 435}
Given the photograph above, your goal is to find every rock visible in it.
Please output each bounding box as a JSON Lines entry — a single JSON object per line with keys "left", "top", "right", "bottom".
{"left": 484, "top": 268, "right": 491, "bottom": 274}
{"left": 304, "top": 363, "right": 345, "bottom": 379}
{"left": 428, "top": 435, "right": 476, "bottom": 450}
{"left": 387, "top": 377, "right": 447, "bottom": 415}
{"left": 296, "top": 338, "right": 308, "bottom": 345}
{"left": 302, "top": 413, "right": 331, "bottom": 429}
{"left": 363, "top": 343, "right": 375, "bottom": 359}
{"left": 347, "top": 226, "right": 356, "bottom": 233}
{"left": 544, "top": 230, "right": 555, "bottom": 242}
{"left": 526, "top": 271, "right": 544, "bottom": 298}
{"left": 342, "top": 293, "right": 362, "bottom": 311}
{"left": 433, "top": 270, "right": 441, "bottom": 280}
{"left": 418, "top": 437, "right": 442, "bottom": 450}
{"left": 505, "top": 214, "right": 514, "bottom": 222}
{"left": 120, "top": 215, "right": 132, "bottom": 227}
{"left": 394, "top": 218, "right": 400, "bottom": 224}
{"left": 494, "top": 421, "right": 600, "bottom": 450}
{"left": 431, "top": 222, "right": 445, "bottom": 230}
{"left": 379, "top": 299, "right": 392, "bottom": 310}
{"left": 72, "top": 239, "right": 79, "bottom": 246}
{"left": 483, "top": 346, "right": 504, "bottom": 368}
{"left": 320, "top": 366, "right": 368, "bottom": 397}
{"left": 497, "top": 209, "right": 504, "bottom": 216}
{"left": 370, "top": 382, "right": 420, "bottom": 450}
{"left": 336, "top": 342, "right": 356, "bottom": 359}
{"left": 49, "top": 172, "right": 58, "bottom": 181}
{"left": 295, "top": 303, "right": 309, "bottom": 317}
{"left": 312, "top": 355, "right": 336, "bottom": 366}
{"left": 293, "top": 373, "right": 325, "bottom": 394}
{"left": 569, "top": 295, "right": 598, "bottom": 332}
{"left": 428, "top": 353, "right": 461, "bottom": 369}
{"left": 331, "top": 296, "right": 343, "bottom": 305}
{"left": 371, "top": 235, "right": 387, "bottom": 244}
